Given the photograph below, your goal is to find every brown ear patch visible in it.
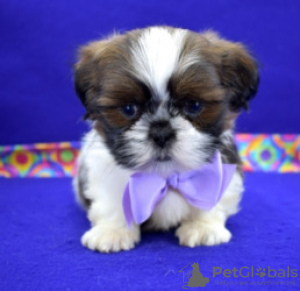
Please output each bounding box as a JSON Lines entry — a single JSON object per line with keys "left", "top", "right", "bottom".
{"left": 74, "top": 41, "right": 107, "bottom": 119}
{"left": 74, "top": 31, "right": 151, "bottom": 128}
{"left": 202, "top": 31, "right": 259, "bottom": 112}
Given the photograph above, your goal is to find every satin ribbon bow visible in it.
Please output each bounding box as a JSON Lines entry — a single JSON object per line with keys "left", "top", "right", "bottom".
{"left": 122, "top": 151, "right": 236, "bottom": 226}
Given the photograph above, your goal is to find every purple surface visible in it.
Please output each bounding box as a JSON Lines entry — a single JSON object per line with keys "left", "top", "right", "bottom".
{"left": 1, "top": 173, "right": 299, "bottom": 290}
{"left": 1, "top": 0, "right": 300, "bottom": 145}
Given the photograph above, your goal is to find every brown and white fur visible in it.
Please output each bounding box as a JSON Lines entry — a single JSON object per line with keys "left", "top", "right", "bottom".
{"left": 73, "top": 26, "right": 259, "bottom": 253}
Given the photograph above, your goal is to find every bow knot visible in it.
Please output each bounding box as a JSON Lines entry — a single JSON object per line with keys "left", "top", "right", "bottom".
{"left": 122, "top": 151, "right": 236, "bottom": 227}
{"left": 167, "top": 173, "right": 179, "bottom": 189}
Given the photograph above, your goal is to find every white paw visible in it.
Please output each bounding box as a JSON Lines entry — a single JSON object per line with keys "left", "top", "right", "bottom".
{"left": 81, "top": 224, "right": 140, "bottom": 253}
{"left": 176, "top": 221, "right": 232, "bottom": 247}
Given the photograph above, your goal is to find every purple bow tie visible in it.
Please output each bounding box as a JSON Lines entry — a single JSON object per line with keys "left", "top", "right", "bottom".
{"left": 122, "top": 151, "right": 236, "bottom": 226}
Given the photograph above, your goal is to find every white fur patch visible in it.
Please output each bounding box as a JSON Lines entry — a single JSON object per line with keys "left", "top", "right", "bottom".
{"left": 131, "top": 27, "right": 187, "bottom": 99}
{"left": 148, "top": 189, "right": 190, "bottom": 230}
{"left": 220, "top": 129, "right": 234, "bottom": 145}
{"left": 170, "top": 116, "right": 213, "bottom": 170}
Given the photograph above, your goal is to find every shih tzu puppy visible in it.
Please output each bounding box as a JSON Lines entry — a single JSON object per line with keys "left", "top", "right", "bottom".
{"left": 73, "top": 26, "right": 259, "bottom": 253}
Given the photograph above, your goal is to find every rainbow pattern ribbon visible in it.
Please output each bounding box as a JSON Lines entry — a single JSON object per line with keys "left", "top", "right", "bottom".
{"left": 0, "top": 142, "right": 80, "bottom": 178}
{"left": 237, "top": 134, "right": 300, "bottom": 173}
{"left": 0, "top": 134, "right": 299, "bottom": 178}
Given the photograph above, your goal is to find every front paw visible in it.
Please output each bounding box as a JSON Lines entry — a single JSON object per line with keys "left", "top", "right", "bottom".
{"left": 176, "top": 221, "right": 232, "bottom": 247}
{"left": 81, "top": 224, "right": 140, "bottom": 253}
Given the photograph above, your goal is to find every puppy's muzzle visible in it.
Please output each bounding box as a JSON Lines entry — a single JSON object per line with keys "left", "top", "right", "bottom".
{"left": 148, "top": 120, "right": 175, "bottom": 148}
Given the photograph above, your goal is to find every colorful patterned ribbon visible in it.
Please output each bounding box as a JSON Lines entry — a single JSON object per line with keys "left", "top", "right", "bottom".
{"left": 237, "top": 134, "right": 300, "bottom": 173}
{"left": 0, "top": 142, "right": 80, "bottom": 178}
{"left": 0, "top": 134, "right": 299, "bottom": 177}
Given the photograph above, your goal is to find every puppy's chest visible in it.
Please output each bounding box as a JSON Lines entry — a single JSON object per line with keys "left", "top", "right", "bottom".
{"left": 148, "top": 188, "right": 191, "bottom": 230}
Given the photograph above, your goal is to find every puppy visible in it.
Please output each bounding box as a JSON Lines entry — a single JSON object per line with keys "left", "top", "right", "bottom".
{"left": 73, "top": 26, "right": 259, "bottom": 252}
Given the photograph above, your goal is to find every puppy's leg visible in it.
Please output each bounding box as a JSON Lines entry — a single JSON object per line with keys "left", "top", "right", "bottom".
{"left": 176, "top": 209, "right": 232, "bottom": 247}
{"left": 75, "top": 138, "right": 140, "bottom": 253}
{"left": 81, "top": 200, "right": 140, "bottom": 253}
{"left": 175, "top": 171, "right": 243, "bottom": 247}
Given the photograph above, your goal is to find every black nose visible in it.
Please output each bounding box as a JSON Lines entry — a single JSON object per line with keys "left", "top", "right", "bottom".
{"left": 148, "top": 121, "right": 175, "bottom": 148}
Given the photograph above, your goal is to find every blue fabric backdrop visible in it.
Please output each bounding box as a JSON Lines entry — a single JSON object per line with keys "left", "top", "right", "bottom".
{"left": 1, "top": 174, "right": 299, "bottom": 290}
{"left": 1, "top": 0, "right": 300, "bottom": 144}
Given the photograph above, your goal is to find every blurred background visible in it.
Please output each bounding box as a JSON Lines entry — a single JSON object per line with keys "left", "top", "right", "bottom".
{"left": 1, "top": 0, "right": 300, "bottom": 145}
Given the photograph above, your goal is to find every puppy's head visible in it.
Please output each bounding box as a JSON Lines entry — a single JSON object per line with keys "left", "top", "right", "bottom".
{"left": 75, "top": 27, "right": 259, "bottom": 173}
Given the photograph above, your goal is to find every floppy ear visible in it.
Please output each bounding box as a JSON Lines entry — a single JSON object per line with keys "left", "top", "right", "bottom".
{"left": 204, "top": 32, "right": 259, "bottom": 112}
{"left": 220, "top": 44, "right": 259, "bottom": 112}
{"left": 74, "top": 40, "right": 110, "bottom": 119}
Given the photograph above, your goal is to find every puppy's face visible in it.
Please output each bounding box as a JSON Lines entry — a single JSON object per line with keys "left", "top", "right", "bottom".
{"left": 75, "top": 27, "right": 259, "bottom": 173}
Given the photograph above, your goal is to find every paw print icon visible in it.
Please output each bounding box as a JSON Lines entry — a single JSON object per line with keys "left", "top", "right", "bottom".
{"left": 256, "top": 267, "right": 266, "bottom": 277}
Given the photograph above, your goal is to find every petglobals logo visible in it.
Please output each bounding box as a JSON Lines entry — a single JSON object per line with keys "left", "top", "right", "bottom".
{"left": 178, "top": 264, "right": 298, "bottom": 288}
{"left": 213, "top": 266, "right": 298, "bottom": 279}
{"left": 179, "top": 262, "right": 210, "bottom": 289}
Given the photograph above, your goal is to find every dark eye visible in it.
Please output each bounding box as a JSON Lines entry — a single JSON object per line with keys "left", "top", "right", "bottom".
{"left": 183, "top": 100, "right": 202, "bottom": 117}
{"left": 121, "top": 104, "right": 139, "bottom": 119}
